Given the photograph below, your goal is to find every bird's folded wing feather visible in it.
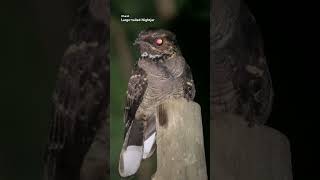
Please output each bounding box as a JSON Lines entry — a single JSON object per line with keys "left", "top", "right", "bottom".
{"left": 123, "top": 64, "right": 148, "bottom": 138}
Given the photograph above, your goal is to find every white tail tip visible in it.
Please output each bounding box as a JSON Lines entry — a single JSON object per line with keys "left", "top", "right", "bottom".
{"left": 119, "top": 146, "right": 143, "bottom": 177}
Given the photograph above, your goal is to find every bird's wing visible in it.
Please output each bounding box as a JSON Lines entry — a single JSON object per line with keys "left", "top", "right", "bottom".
{"left": 119, "top": 63, "right": 149, "bottom": 177}
{"left": 123, "top": 64, "right": 148, "bottom": 137}
{"left": 183, "top": 63, "right": 196, "bottom": 101}
{"left": 235, "top": 4, "right": 274, "bottom": 125}
{"left": 44, "top": 42, "right": 108, "bottom": 180}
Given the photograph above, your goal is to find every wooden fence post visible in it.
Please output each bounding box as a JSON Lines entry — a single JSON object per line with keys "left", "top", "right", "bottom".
{"left": 152, "top": 98, "right": 207, "bottom": 180}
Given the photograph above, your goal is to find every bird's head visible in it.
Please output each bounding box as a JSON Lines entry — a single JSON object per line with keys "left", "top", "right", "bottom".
{"left": 134, "top": 28, "right": 180, "bottom": 59}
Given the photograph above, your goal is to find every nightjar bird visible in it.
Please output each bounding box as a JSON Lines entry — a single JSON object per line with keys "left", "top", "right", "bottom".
{"left": 44, "top": 1, "right": 109, "bottom": 180}
{"left": 211, "top": 0, "right": 273, "bottom": 126}
{"left": 118, "top": 29, "right": 196, "bottom": 177}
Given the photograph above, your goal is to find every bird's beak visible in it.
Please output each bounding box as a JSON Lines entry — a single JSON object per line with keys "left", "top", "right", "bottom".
{"left": 133, "top": 41, "right": 139, "bottom": 46}
{"left": 133, "top": 38, "right": 143, "bottom": 46}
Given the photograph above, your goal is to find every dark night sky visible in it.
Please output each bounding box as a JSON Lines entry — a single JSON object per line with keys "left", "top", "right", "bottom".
{"left": 245, "top": 0, "right": 319, "bottom": 179}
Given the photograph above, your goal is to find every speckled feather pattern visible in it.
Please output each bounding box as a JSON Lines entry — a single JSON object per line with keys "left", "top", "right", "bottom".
{"left": 119, "top": 29, "right": 195, "bottom": 177}
{"left": 211, "top": 0, "right": 273, "bottom": 126}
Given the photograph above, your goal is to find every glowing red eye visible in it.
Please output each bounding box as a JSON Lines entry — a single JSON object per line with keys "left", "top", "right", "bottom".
{"left": 155, "top": 38, "right": 163, "bottom": 45}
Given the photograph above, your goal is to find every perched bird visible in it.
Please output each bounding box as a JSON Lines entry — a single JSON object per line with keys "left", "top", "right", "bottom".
{"left": 44, "top": 0, "right": 109, "bottom": 180}
{"left": 211, "top": 0, "right": 273, "bottom": 126}
{"left": 118, "top": 29, "right": 196, "bottom": 177}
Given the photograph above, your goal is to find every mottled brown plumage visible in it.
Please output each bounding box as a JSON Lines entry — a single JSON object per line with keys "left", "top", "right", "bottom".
{"left": 211, "top": 0, "right": 273, "bottom": 126}
{"left": 119, "top": 29, "right": 195, "bottom": 177}
{"left": 44, "top": 1, "right": 109, "bottom": 180}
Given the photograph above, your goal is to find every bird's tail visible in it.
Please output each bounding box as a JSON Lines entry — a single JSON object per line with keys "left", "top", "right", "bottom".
{"left": 119, "top": 120, "right": 144, "bottom": 177}
{"left": 118, "top": 119, "right": 156, "bottom": 177}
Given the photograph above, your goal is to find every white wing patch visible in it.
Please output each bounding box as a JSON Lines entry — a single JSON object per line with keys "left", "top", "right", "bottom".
{"left": 143, "top": 132, "right": 156, "bottom": 159}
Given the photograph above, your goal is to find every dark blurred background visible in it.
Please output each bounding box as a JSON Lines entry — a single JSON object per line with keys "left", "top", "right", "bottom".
{"left": 0, "top": 0, "right": 86, "bottom": 179}
{"left": 244, "top": 0, "right": 318, "bottom": 179}
{"left": 2, "top": 0, "right": 318, "bottom": 179}
{"left": 110, "top": 0, "right": 209, "bottom": 179}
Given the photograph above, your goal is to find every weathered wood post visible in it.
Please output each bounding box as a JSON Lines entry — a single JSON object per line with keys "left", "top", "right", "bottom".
{"left": 212, "top": 113, "right": 293, "bottom": 180}
{"left": 152, "top": 98, "right": 207, "bottom": 180}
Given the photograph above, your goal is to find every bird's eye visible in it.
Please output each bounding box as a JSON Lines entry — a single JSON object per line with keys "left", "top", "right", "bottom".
{"left": 155, "top": 38, "right": 163, "bottom": 46}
